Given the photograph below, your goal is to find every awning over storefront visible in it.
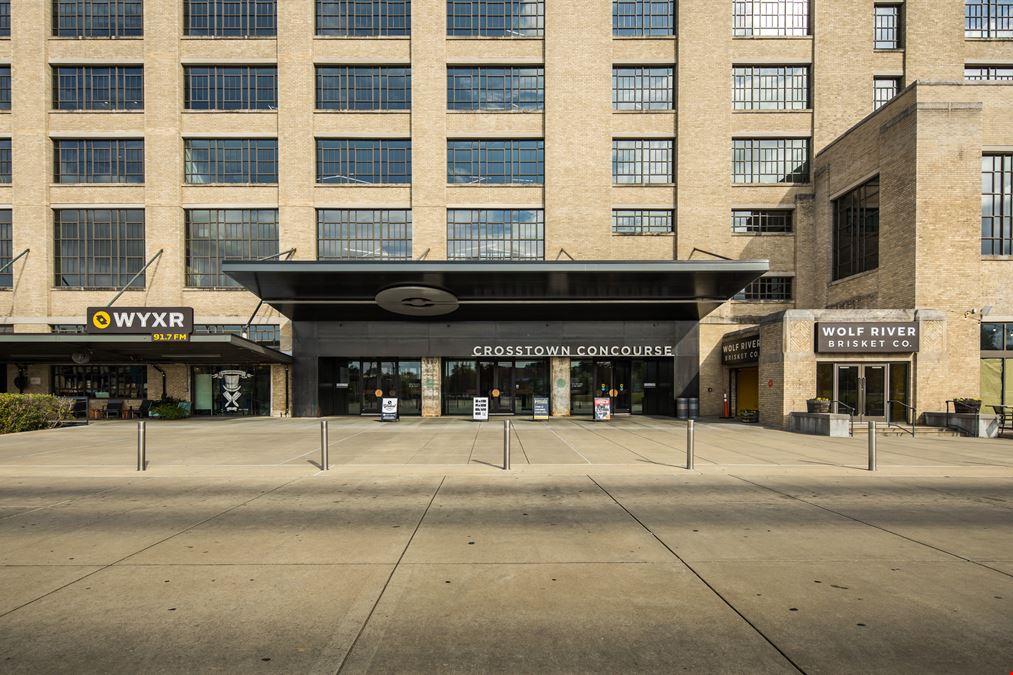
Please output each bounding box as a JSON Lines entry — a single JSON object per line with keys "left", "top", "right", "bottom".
{"left": 222, "top": 260, "right": 769, "bottom": 321}
{"left": 0, "top": 334, "right": 292, "bottom": 365}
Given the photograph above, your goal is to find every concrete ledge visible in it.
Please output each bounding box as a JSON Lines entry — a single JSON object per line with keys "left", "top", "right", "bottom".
{"left": 789, "top": 412, "right": 852, "bottom": 438}
{"left": 923, "top": 412, "right": 1000, "bottom": 438}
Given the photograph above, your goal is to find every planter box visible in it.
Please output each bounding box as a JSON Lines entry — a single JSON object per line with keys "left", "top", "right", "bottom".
{"left": 789, "top": 412, "right": 852, "bottom": 437}
{"left": 953, "top": 402, "right": 981, "bottom": 414}
{"left": 807, "top": 400, "right": 831, "bottom": 414}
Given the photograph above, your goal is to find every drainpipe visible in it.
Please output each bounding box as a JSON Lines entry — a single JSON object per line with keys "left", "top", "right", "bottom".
{"left": 152, "top": 365, "right": 167, "bottom": 400}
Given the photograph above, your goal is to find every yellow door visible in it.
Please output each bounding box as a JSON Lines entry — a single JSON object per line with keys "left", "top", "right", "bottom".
{"left": 736, "top": 367, "right": 759, "bottom": 412}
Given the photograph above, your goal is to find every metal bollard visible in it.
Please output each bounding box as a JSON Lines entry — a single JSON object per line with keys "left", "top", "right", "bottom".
{"left": 868, "top": 420, "right": 877, "bottom": 471}
{"left": 136, "top": 420, "right": 146, "bottom": 471}
{"left": 320, "top": 419, "right": 329, "bottom": 471}
{"left": 503, "top": 419, "right": 511, "bottom": 471}
{"left": 686, "top": 419, "right": 695, "bottom": 470}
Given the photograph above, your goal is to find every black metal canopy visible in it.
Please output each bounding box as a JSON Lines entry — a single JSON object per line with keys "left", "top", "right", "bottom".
{"left": 0, "top": 334, "right": 292, "bottom": 365}
{"left": 222, "top": 260, "right": 769, "bottom": 322}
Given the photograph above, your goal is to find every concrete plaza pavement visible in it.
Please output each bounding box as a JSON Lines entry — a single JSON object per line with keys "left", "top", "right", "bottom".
{"left": 0, "top": 418, "right": 1010, "bottom": 673}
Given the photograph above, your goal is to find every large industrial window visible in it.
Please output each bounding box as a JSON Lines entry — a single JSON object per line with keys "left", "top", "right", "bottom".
{"left": 732, "top": 138, "right": 810, "bottom": 184}
{"left": 184, "top": 0, "right": 277, "bottom": 36}
{"left": 317, "top": 209, "right": 412, "bottom": 259}
{"left": 185, "top": 66, "right": 278, "bottom": 110}
{"left": 733, "top": 0, "right": 809, "bottom": 37}
{"left": 447, "top": 140, "right": 544, "bottom": 184}
{"left": 613, "top": 139, "right": 673, "bottom": 184}
{"left": 53, "top": 366, "right": 147, "bottom": 398}
{"left": 0, "top": 67, "right": 10, "bottom": 110}
{"left": 316, "top": 0, "right": 411, "bottom": 36}
{"left": 982, "top": 155, "right": 1013, "bottom": 256}
{"left": 54, "top": 139, "right": 144, "bottom": 184}
{"left": 732, "top": 209, "right": 793, "bottom": 234}
{"left": 613, "top": 66, "right": 674, "bottom": 111}
{"left": 981, "top": 322, "right": 1013, "bottom": 350}
{"left": 832, "top": 176, "right": 880, "bottom": 280}
{"left": 54, "top": 209, "right": 146, "bottom": 289}
{"left": 733, "top": 276, "right": 793, "bottom": 301}
{"left": 316, "top": 139, "right": 412, "bottom": 184}
{"left": 194, "top": 324, "right": 281, "bottom": 348}
{"left": 611, "top": 210, "right": 674, "bottom": 235}
{"left": 873, "top": 77, "right": 900, "bottom": 110}
{"left": 0, "top": 210, "right": 10, "bottom": 289}
{"left": 447, "top": 0, "right": 543, "bottom": 37}
{"left": 874, "top": 5, "right": 902, "bottom": 48}
{"left": 965, "top": 65, "right": 1013, "bottom": 80}
{"left": 0, "top": 1, "right": 9, "bottom": 36}
{"left": 447, "top": 209, "right": 544, "bottom": 259}
{"left": 184, "top": 139, "right": 278, "bottom": 184}
{"left": 53, "top": 0, "right": 143, "bottom": 37}
{"left": 613, "top": 1, "right": 675, "bottom": 36}
{"left": 53, "top": 66, "right": 144, "bottom": 111}
{"left": 448, "top": 67, "right": 543, "bottom": 111}
{"left": 966, "top": 0, "right": 1013, "bottom": 38}
{"left": 186, "top": 209, "right": 279, "bottom": 288}
{"left": 732, "top": 66, "right": 809, "bottom": 110}
{"left": 316, "top": 66, "right": 411, "bottom": 110}
{"left": 0, "top": 139, "right": 9, "bottom": 184}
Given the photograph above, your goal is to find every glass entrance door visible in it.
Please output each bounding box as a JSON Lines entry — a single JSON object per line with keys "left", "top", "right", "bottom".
{"left": 833, "top": 363, "right": 895, "bottom": 421}
{"left": 479, "top": 360, "right": 514, "bottom": 414}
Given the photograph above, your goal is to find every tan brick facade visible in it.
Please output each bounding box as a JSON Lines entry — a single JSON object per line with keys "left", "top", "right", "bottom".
{"left": 0, "top": 2, "right": 1010, "bottom": 422}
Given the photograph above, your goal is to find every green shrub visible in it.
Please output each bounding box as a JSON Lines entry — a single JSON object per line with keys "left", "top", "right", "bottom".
{"left": 151, "top": 402, "right": 190, "bottom": 420}
{"left": 0, "top": 394, "right": 74, "bottom": 434}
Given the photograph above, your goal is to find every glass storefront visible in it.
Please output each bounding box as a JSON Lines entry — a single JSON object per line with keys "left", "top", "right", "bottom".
{"left": 981, "top": 358, "right": 1013, "bottom": 409}
{"left": 193, "top": 365, "right": 272, "bottom": 416}
{"left": 442, "top": 359, "right": 549, "bottom": 415}
{"left": 318, "top": 358, "right": 421, "bottom": 416}
{"left": 816, "top": 362, "right": 910, "bottom": 422}
{"left": 570, "top": 359, "right": 674, "bottom": 416}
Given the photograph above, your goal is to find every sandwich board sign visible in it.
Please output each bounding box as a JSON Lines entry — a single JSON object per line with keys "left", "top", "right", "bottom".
{"left": 381, "top": 398, "right": 399, "bottom": 422}
{"left": 594, "top": 397, "right": 612, "bottom": 422}
{"left": 532, "top": 397, "right": 550, "bottom": 421}
{"left": 473, "top": 397, "right": 489, "bottom": 421}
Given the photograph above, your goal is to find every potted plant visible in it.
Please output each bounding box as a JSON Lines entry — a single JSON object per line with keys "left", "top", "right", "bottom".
{"left": 952, "top": 398, "right": 982, "bottom": 414}
{"left": 807, "top": 397, "right": 831, "bottom": 414}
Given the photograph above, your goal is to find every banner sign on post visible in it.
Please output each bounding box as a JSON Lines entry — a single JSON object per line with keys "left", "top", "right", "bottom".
{"left": 473, "top": 397, "right": 489, "bottom": 421}
{"left": 381, "top": 398, "right": 399, "bottom": 422}
{"left": 594, "top": 397, "right": 612, "bottom": 422}
{"left": 532, "top": 397, "right": 549, "bottom": 421}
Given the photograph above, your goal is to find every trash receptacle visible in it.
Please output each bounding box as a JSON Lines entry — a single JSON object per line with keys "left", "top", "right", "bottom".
{"left": 688, "top": 397, "right": 700, "bottom": 419}
{"left": 676, "top": 397, "right": 689, "bottom": 419}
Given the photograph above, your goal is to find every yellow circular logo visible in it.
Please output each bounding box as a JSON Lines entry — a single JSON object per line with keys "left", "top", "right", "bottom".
{"left": 91, "top": 311, "right": 111, "bottom": 330}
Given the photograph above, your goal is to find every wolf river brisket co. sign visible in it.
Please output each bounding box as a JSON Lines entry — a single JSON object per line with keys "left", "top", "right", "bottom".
{"left": 721, "top": 332, "right": 760, "bottom": 366}
{"left": 816, "top": 322, "right": 919, "bottom": 353}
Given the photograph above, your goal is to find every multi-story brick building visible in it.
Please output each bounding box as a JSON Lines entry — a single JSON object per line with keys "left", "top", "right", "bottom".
{"left": 0, "top": 0, "right": 1010, "bottom": 429}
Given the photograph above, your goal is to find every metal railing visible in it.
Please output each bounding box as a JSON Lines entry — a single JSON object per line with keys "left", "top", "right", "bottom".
{"left": 831, "top": 400, "right": 856, "bottom": 437}
{"left": 944, "top": 400, "right": 978, "bottom": 437}
{"left": 886, "top": 400, "right": 917, "bottom": 437}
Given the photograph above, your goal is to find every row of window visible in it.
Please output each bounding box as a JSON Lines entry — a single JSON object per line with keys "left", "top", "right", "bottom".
{"left": 0, "top": 207, "right": 805, "bottom": 291}
{"left": 1, "top": 2, "right": 1007, "bottom": 41}
{"left": 829, "top": 153, "right": 1013, "bottom": 283}
{"left": 19, "top": 137, "right": 810, "bottom": 186}
{"left": 39, "top": 64, "right": 903, "bottom": 114}
{"left": 35, "top": 1, "right": 812, "bottom": 39}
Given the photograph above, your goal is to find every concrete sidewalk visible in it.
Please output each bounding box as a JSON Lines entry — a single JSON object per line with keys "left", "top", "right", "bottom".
{"left": 0, "top": 416, "right": 1010, "bottom": 473}
{"left": 0, "top": 419, "right": 1010, "bottom": 673}
{"left": 0, "top": 470, "right": 1010, "bottom": 673}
